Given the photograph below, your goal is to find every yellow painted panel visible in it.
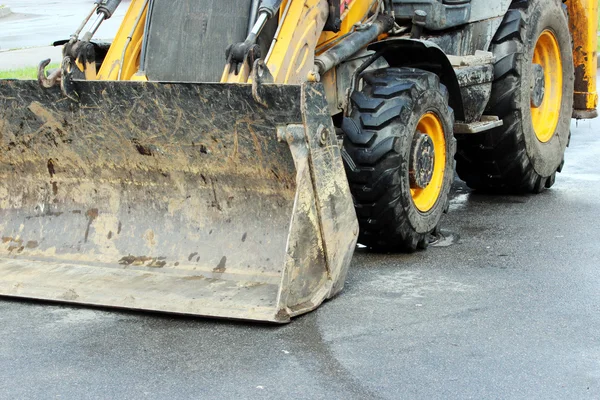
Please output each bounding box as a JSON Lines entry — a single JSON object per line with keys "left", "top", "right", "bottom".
{"left": 318, "top": 0, "right": 376, "bottom": 53}
{"left": 97, "top": 0, "right": 148, "bottom": 81}
{"left": 567, "top": 0, "right": 598, "bottom": 113}
{"left": 265, "top": 0, "right": 329, "bottom": 84}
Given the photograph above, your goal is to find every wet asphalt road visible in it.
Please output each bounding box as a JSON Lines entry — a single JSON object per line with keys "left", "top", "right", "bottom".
{"left": 0, "top": 0, "right": 128, "bottom": 50}
{"left": 0, "top": 118, "right": 599, "bottom": 399}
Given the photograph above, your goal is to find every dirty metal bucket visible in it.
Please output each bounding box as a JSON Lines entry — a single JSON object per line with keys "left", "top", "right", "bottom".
{"left": 0, "top": 79, "right": 358, "bottom": 323}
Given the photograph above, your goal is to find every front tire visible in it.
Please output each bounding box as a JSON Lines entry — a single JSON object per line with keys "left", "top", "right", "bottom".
{"left": 342, "top": 67, "right": 456, "bottom": 252}
{"left": 455, "top": 0, "right": 574, "bottom": 193}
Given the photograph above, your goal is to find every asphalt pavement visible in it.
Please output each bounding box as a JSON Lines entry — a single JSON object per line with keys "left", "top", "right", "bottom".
{"left": 0, "top": 46, "right": 62, "bottom": 70}
{"left": 0, "top": 113, "right": 599, "bottom": 400}
{"left": 0, "top": 0, "right": 128, "bottom": 50}
{"left": 0, "top": 1, "right": 128, "bottom": 69}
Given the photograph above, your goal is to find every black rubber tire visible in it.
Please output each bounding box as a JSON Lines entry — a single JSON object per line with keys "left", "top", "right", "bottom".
{"left": 455, "top": 0, "right": 574, "bottom": 193}
{"left": 342, "top": 67, "right": 456, "bottom": 252}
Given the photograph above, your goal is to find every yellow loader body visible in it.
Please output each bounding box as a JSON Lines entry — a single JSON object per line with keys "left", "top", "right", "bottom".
{"left": 0, "top": 0, "right": 597, "bottom": 322}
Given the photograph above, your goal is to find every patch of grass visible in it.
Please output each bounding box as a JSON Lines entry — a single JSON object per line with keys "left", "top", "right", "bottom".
{"left": 0, "top": 64, "right": 60, "bottom": 80}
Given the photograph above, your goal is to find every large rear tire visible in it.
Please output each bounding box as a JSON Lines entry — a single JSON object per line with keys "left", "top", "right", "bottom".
{"left": 455, "top": 0, "right": 574, "bottom": 193}
{"left": 342, "top": 68, "right": 456, "bottom": 252}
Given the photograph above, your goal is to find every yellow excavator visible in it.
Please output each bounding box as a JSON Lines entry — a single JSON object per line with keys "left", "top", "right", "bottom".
{"left": 0, "top": 0, "right": 597, "bottom": 322}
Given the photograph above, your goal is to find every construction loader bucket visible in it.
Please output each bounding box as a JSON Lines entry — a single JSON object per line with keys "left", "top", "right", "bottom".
{"left": 0, "top": 80, "right": 358, "bottom": 323}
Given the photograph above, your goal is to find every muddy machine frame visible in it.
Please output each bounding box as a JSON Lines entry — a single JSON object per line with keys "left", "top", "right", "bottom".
{"left": 0, "top": 0, "right": 597, "bottom": 322}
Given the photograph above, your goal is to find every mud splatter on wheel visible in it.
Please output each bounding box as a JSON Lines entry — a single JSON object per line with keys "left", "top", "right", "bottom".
{"left": 456, "top": 0, "right": 574, "bottom": 193}
{"left": 342, "top": 67, "right": 456, "bottom": 252}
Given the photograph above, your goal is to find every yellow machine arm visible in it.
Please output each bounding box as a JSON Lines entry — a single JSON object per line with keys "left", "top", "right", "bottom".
{"left": 568, "top": 0, "right": 599, "bottom": 118}
{"left": 96, "top": 0, "right": 148, "bottom": 81}
{"left": 96, "top": 0, "right": 376, "bottom": 84}
{"left": 95, "top": 0, "right": 599, "bottom": 119}
{"left": 221, "top": 0, "right": 376, "bottom": 84}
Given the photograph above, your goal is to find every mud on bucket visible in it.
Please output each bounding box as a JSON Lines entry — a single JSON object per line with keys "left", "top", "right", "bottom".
{"left": 0, "top": 79, "right": 357, "bottom": 323}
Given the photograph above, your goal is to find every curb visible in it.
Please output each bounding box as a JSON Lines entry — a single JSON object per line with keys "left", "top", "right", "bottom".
{"left": 0, "top": 7, "right": 12, "bottom": 18}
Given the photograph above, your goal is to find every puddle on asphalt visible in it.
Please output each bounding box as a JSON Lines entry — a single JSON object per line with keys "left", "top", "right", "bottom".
{"left": 449, "top": 193, "right": 470, "bottom": 211}
{"left": 559, "top": 172, "right": 600, "bottom": 182}
{"left": 430, "top": 229, "right": 459, "bottom": 248}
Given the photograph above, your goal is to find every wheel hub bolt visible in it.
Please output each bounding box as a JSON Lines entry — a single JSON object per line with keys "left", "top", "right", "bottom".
{"left": 531, "top": 63, "right": 545, "bottom": 108}
{"left": 409, "top": 131, "right": 435, "bottom": 189}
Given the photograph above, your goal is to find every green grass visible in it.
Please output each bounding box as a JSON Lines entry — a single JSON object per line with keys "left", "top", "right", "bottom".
{"left": 0, "top": 64, "right": 60, "bottom": 79}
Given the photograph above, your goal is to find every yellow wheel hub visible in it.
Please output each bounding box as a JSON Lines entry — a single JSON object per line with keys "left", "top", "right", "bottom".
{"left": 411, "top": 112, "right": 446, "bottom": 213}
{"left": 531, "top": 29, "right": 563, "bottom": 143}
